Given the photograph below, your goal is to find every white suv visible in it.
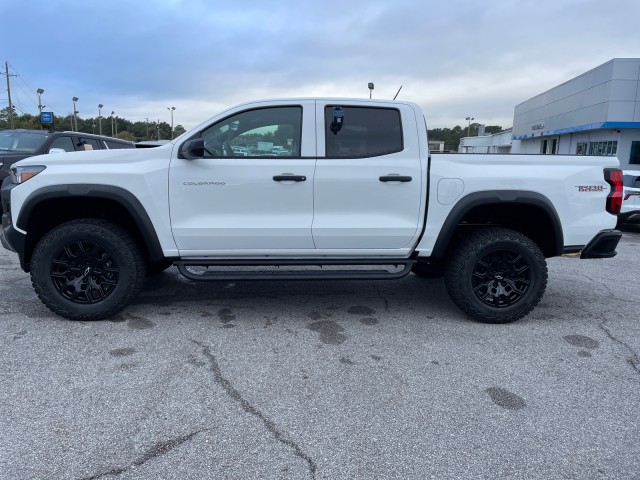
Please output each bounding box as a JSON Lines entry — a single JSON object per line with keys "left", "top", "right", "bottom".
{"left": 619, "top": 170, "right": 640, "bottom": 223}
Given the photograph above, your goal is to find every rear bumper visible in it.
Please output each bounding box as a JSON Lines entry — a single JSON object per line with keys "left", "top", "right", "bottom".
{"left": 580, "top": 229, "right": 622, "bottom": 259}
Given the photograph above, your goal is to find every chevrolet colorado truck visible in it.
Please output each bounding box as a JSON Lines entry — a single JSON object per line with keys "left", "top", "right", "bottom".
{"left": 0, "top": 98, "right": 624, "bottom": 323}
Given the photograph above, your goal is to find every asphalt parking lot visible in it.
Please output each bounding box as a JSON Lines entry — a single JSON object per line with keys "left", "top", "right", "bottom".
{"left": 1, "top": 226, "right": 639, "bottom": 480}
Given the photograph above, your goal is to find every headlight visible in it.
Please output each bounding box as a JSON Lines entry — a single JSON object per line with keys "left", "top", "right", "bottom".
{"left": 10, "top": 165, "right": 47, "bottom": 184}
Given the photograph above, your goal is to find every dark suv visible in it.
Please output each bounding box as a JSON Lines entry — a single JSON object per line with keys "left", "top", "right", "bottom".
{"left": 0, "top": 129, "right": 134, "bottom": 184}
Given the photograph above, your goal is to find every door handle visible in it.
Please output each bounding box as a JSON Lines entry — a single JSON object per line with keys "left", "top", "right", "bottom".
{"left": 379, "top": 175, "right": 412, "bottom": 182}
{"left": 273, "top": 174, "right": 307, "bottom": 182}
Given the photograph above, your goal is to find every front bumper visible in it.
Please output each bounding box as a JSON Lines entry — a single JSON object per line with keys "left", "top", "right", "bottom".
{"left": 580, "top": 229, "right": 622, "bottom": 259}
{"left": 1, "top": 211, "right": 24, "bottom": 253}
{"left": 1, "top": 178, "right": 28, "bottom": 271}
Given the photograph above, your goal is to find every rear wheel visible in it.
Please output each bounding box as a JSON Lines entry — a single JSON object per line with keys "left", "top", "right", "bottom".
{"left": 444, "top": 228, "right": 547, "bottom": 324}
{"left": 30, "top": 219, "right": 146, "bottom": 321}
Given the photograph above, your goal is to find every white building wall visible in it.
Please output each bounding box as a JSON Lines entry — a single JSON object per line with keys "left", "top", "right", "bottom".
{"left": 459, "top": 58, "right": 640, "bottom": 167}
{"left": 510, "top": 58, "right": 640, "bottom": 168}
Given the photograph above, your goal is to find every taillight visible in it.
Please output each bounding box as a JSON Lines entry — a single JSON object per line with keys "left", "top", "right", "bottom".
{"left": 604, "top": 168, "right": 623, "bottom": 215}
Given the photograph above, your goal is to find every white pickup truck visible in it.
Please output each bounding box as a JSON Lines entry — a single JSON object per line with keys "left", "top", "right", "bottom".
{"left": 0, "top": 98, "right": 624, "bottom": 323}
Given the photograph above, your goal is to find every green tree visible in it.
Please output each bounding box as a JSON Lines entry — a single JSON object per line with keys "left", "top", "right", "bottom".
{"left": 116, "top": 131, "right": 136, "bottom": 142}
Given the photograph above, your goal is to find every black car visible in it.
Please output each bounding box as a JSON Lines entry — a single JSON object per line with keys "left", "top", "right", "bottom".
{"left": 0, "top": 129, "right": 134, "bottom": 184}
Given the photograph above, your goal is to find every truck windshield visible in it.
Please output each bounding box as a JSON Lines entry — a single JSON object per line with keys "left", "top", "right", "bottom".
{"left": 0, "top": 131, "right": 48, "bottom": 153}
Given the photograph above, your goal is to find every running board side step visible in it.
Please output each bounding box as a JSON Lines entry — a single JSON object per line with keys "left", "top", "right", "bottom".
{"left": 176, "top": 258, "right": 417, "bottom": 281}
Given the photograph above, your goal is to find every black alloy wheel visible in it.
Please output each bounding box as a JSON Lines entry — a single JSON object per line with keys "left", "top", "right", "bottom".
{"left": 444, "top": 227, "right": 547, "bottom": 324}
{"left": 50, "top": 240, "right": 119, "bottom": 304}
{"left": 31, "top": 219, "right": 146, "bottom": 321}
{"left": 471, "top": 249, "right": 531, "bottom": 308}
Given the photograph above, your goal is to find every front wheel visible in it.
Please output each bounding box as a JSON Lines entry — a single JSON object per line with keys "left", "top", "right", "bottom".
{"left": 30, "top": 219, "right": 146, "bottom": 321}
{"left": 444, "top": 228, "right": 547, "bottom": 324}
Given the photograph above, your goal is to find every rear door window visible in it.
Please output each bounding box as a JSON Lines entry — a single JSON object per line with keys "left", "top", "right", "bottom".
{"left": 324, "top": 106, "right": 403, "bottom": 158}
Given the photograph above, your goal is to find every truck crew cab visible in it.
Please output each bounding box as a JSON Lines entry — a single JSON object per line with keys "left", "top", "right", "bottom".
{"left": 1, "top": 98, "right": 623, "bottom": 323}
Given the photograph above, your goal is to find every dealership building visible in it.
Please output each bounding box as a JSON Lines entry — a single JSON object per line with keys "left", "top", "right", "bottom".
{"left": 459, "top": 58, "right": 640, "bottom": 168}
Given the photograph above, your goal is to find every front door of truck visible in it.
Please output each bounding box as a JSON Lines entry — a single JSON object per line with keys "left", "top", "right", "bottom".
{"left": 169, "top": 101, "right": 316, "bottom": 255}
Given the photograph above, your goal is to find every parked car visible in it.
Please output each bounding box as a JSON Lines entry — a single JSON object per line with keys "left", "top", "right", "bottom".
{"left": 619, "top": 170, "right": 640, "bottom": 223}
{"left": 0, "top": 129, "right": 134, "bottom": 184}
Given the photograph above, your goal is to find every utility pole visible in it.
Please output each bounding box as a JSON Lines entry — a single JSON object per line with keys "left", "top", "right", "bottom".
{"left": 98, "top": 104, "right": 103, "bottom": 135}
{"left": 167, "top": 106, "right": 175, "bottom": 139}
{"left": 72, "top": 97, "right": 79, "bottom": 132}
{"left": 4, "top": 61, "right": 16, "bottom": 129}
{"left": 37, "top": 88, "right": 45, "bottom": 129}
{"left": 466, "top": 116, "right": 474, "bottom": 138}
{"left": 145, "top": 118, "right": 149, "bottom": 140}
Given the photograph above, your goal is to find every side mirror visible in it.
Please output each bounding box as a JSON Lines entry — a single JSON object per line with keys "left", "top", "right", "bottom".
{"left": 48, "top": 148, "right": 66, "bottom": 154}
{"left": 181, "top": 138, "right": 205, "bottom": 160}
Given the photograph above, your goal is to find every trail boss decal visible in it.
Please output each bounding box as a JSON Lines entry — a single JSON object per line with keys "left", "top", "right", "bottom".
{"left": 576, "top": 185, "right": 605, "bottom": 192}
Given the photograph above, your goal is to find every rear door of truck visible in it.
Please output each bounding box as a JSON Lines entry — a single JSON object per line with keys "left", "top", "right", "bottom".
{"left": 312, "top": 101, "right": 425, "bottom": 250}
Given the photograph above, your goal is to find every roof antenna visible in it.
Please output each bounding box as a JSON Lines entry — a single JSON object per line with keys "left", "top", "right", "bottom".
{"left": 393, "top": 85, "right": 403, "bottom": 100}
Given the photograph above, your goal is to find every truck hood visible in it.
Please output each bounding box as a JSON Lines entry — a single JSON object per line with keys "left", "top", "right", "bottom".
{"left": 13, "top": 142, "right": 174, "bottom": 168}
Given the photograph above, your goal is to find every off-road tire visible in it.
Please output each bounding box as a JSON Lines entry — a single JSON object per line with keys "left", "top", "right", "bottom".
{"left": 30, "top": 219, "right": 146, "bottom": 321}
{"left": 444, "top": 227, "right": 547, "bottom": 324}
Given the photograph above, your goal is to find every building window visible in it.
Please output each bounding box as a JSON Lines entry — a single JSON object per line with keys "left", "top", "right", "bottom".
{"left": 587, "top": 141, "right": 617, "bottom": 156}
{"left": 576, "top": 142, "right": 588, "bottom": 155}
{"left": 630, "top": 141, "right": 640, "bottom": 165}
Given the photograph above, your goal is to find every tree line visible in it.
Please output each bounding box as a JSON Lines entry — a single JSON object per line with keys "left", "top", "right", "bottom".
{"left": 1, "top": 106, "right": 504, "bottom": 150}
{"left": 428, "top": 124, "right": 504, "bottom": 151}
{"left": 0, "top": 107, "right": 186, "bottom": 142}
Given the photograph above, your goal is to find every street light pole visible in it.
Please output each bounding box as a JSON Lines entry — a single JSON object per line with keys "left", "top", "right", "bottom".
{"left": 98, "top": 104, "right": 103, "bottom": 135}
{"left": 72, "top": 97, "right": 79, "bottom": 132}
{"left": 111, "top": 111, "right": 115, "bottom": 137}
{"left": 167, "top": 106, "right": 176, "bottom": 139}
{"left": 37, "top": 88, "right": 45, "bottom": 129}
{"left": 465, "top": 116, "right": 474, "bottom": 138}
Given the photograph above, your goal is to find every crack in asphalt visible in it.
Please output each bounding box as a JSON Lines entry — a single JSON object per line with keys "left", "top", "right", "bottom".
{"left": 598, "top": 322, "right": 640, "bottom": 375}
{"left": 192, "top": 340, "right": 317, "bottom": 479}
{"left": 578, "top": 273, "right": 637, "bottom": 305}
{"left": 375, "top": 285, "right": 390, "bottom": 311}
{"left": 79, "top": 430, "right": 203, "bottom": 480}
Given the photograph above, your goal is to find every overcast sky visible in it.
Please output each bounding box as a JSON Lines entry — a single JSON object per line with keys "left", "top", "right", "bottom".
{"left": 1, "top": 0, "right": 639, "bottom": 130}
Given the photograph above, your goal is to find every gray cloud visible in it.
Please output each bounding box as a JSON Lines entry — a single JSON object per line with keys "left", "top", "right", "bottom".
{"left": 2, "top": 0, "right": 639, "bottom": 129}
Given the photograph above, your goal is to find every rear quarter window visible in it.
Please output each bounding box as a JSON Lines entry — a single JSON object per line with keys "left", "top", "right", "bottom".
{"left": 104, "top": 140, "right": 134, "bottom": 149}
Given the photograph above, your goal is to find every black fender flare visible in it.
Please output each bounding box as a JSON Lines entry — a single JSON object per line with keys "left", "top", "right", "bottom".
{"left": 429, "top": 190, "right": 564, "bottom": 259}
{"left": 17, "top": 184, "right": 165, "bottom": 262}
